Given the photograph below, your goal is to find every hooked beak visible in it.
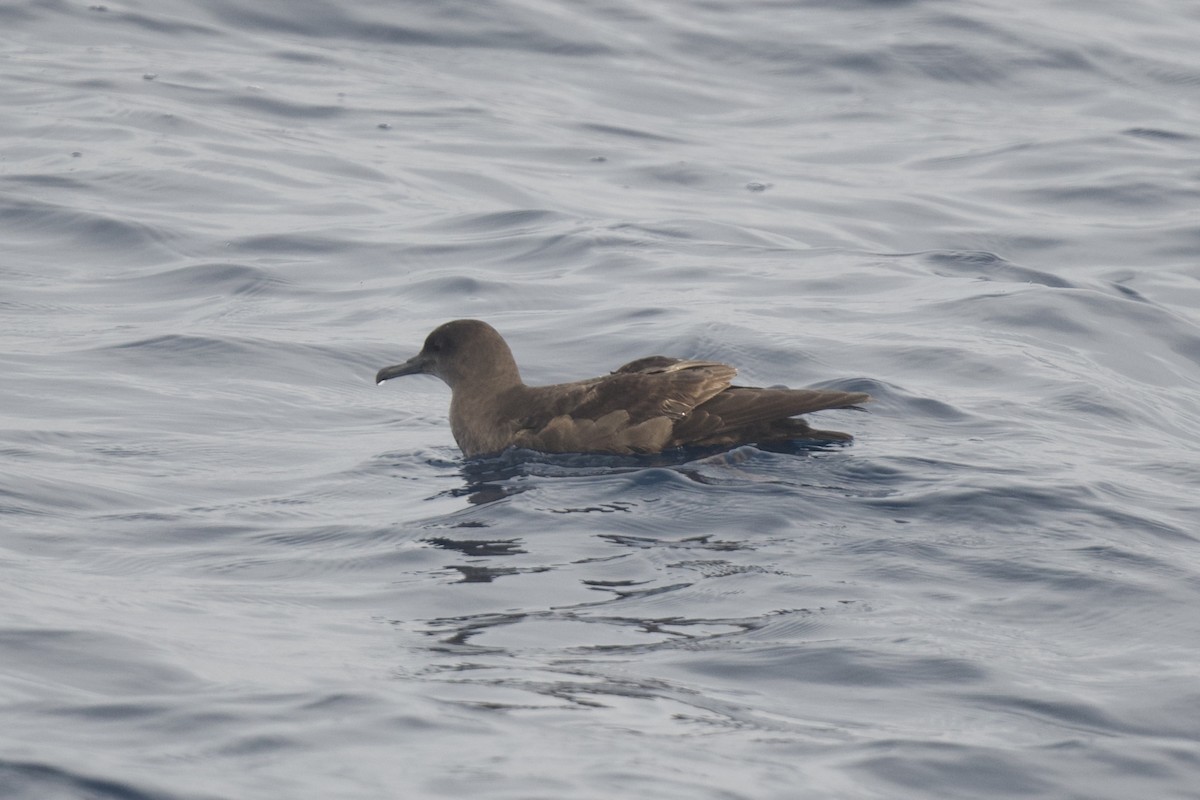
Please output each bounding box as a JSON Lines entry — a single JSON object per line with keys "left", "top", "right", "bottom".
{"left": 375, "top": 353, "right": 430, "bottom": 385}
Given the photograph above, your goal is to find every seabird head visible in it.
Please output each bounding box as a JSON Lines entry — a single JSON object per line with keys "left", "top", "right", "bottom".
{"left": 375, "top": 319, "right": 520, "bottom": 390}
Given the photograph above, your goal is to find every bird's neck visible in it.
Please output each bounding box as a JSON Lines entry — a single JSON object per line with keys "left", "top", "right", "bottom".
{"left": 440, "top": 340, "right": 525, "bottom": 457}
{"left": 448, "top": 380, "right": 525, "bottom": 458}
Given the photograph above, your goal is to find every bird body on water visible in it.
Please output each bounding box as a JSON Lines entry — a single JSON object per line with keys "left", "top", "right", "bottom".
{"left": 376, "top": 320, "right": 869, "bottom": 458}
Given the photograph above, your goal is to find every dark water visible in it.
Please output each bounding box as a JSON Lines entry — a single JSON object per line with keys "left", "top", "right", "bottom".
{"left": 4, "top": 1, "right": 1200, "bottom": 797}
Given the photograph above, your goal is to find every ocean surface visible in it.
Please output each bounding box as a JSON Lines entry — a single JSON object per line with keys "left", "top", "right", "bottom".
{"left": 3, "top": 1, "right": 1200, "bottom": 797}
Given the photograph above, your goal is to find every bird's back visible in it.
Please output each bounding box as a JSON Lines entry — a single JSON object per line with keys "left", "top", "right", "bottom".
{"left": 505, "top": 357, "right": 866, "bottom": 455}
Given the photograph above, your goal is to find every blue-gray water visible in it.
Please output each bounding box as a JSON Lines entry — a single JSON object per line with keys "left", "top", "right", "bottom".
{"left": 4, "top": 1, "right": 1200, "bottom": 797}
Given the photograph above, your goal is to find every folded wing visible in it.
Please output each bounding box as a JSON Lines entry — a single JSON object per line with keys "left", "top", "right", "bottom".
{"left": 513, "top": 358, "right": 866, "bottom": 454}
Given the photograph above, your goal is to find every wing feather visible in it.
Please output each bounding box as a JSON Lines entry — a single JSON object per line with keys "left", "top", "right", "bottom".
{"left": 512, "top": 357, "right": 865, "bottom": 453}
{"left": 674, "top": 387, "right": 868, "bottom": 440}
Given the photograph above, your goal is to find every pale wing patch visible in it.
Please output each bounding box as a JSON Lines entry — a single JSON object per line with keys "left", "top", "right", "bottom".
{"left": 655, "top": 361, "right": 737, "bottom": 419}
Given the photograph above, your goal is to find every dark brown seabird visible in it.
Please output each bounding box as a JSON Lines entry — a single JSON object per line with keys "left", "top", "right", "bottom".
{"left": 376, "top": 319, "right": 869, "bottom": 458}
